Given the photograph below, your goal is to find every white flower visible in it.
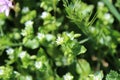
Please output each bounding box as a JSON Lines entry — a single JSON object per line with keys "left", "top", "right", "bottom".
{"left": 19, "top": 51, "right": 26, "bottom": 59}
{"left": 13, "top": 71, "right": 20, "bottom": 76}
{"left": 46, "top": 34, "right": 54, "bottom": 41}
{"left": 41, "top": 11, "right": 49, "bottom": 19}
{"left": 63, "top": 73, "right": 73, "bottom": 80}
{"left": 56, "top": 36, "right": 64, "bottom": 45}
{"left": 104, "top": 13, "right": 111, "bottom": 20}
{"left": 0, "top": 0, "right": 14, "bottom": 16}
{"left": 21, "top": 20, "right": 34, "bottom": 36}
{"left": 25, "top": 20, "right": 34, "bottom": 27}
{"left": 37, "top": 33, "right": 45, "bottom": 40}
{"left": 22, "top": 7, "right": 29, "bottom": 14}
{"left": 6, "top": 48, "right": 14, "bottom": 55}
{"left": 6, "top": 48, "right": 14, "bottom": 59}
{"left": 35, "top": 61, "right": 43, "bottom": 69}
{"left": 25, "top": 75, "right": 32, "bottom": 80}
{"left": 0, "top": 69, "right": 4, "bottom": 75}
{"left": 21, "top": 31, "right": 27, "bottom": 36}
{"left": 98, "top": 1, "right": 104, "bottom": 7}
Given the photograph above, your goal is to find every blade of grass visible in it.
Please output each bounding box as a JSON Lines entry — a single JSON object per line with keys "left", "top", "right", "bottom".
{"left": 87, "top": 11, "right": 97, "bottom": 27}
{"left": 102, "top": 0, "right": 120, "bottom": 22}
{"left": 0, "top": 26, "right": 4, "bottom": 36}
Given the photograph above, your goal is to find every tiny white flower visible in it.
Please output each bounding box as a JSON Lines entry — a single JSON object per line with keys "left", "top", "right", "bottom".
{"left": 22, "top": 7, "right": 29, "bottom": 14}
{"left": 98, "top": 1, "right": 104, "bottom": 7}
{"left": 21, "top": 31, "right": 27, "bottom": 36}
{"left": 14, "top": 71, "right": 20, "bottom": 76}
{"left": 25, "top": 20, "right": 34, "bottom": 27}
{"left": 104, "top": 13, "right": 111, "bottom": 20}
{"left": 0, "top": 69, "right": 4, "bottom": 75}
{"left": 37, "top": 33, "right": 45, "bottom": 40}
{"left": 6, "top": 48, "right": 14, "bottom": 59}
{"left": 56, "top": 36, "right": 64, "bottom": 45}
{"left": 41, "top": 11, "right": 49, "bottom": 19}
{"left": 25, "top": 75, "right": 32, "bottom": 80}
{"left": 94, "top": 76, "right": 101, "bottom": 80}
{"left": 6, "top": 48, "right": 14, "bottom": 55}
{"left": 19, "top": 51, "right": 26, "bottom": 59}
{"left": 35, "top": 61, "right": 43, "bottom": 69}
{"left": 63, "top": 73, "right": 73, "bottom": 80}
{"left": 46, "top": 34, "right": 54, "bottom": 41}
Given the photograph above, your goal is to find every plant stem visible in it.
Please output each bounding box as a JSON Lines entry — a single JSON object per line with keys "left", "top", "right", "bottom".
{"left": 0, "top": 26, "right": 4, "bottom": 36}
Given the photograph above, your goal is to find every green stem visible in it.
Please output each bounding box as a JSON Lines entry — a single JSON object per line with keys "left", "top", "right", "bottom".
{"left": 9, "top": 43, "right": 23, "bottom": 47}
{"left": 0, "top": 43, "right": 23, "bottom": 50}
{"left": 0, "top": 26, "right": 4, "bottom": 36}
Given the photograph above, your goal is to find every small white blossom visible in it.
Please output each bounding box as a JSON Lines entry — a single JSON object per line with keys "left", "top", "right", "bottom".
{"left": 41, "top": 11, "right": 49, "bottom": 19}
{"left": 56, "top": 36, "right": 64, "bottom": 45}
{"left": 25, "top": 20, "right": 34, "bottom": 27}
{"left": 22, "top": 7, "right": 29, "bottom": 14}
{"left": 98, "top": 1, "right": 104, "bottom": 7}
{"left": 25, "top": 75, "right": 32, "bottom": 80}
{"left": 37, "top": 33, "right": 45, "bottom": 40}
{"left": 14, "top": 71, "right": 20, "bottom": 76}
{"left": 6, "top": 48, "right": 14, "bottom": 55}
{"left": 6, "top": 48, "right": 14, "bottom": 59}
{"left": 19, "top": 51, "right": 26, "bottom": 59}
{"left": 63, "top": 73, "right": 73, "bottom": 80}
{"left": 104, "top": 13, "right": 111, "bottom": 20}
{"left": 21, "top": 31, "right": 27, "bottom": 36}
{"left": 35, "top": 61, "right": 43, "bottom": 69}
{"left": 21, "top": 20, "right": 33, "bottom": 36}
{"left": 46, "top": 34, "right": 54, "bottom": 41}
{"left": 0, "top": 69, "right": 4, "bottom": 75}
{"left": 94, "top": 77, "right": 99, "bottom": 80}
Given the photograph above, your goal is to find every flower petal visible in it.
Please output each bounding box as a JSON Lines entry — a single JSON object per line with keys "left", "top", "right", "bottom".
{"left": 0, "top": 0, "right": 13, "bottom": 16}
{"left": 0, "top": 0, "right": 6, "bottom": 5}
{"left": 0, "top": 5, "right": 7, "bottom": 13}
{"left": 5, "top": 8, "right": 10, "bottom": 16}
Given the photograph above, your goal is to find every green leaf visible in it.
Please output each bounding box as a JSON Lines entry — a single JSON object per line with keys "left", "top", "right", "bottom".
{"left": 20, "top": 10, "right": 36, "bottom": 23}
{"left": 106, "top": 70, "right": 120, "bottom": 80}
{"left": 72, "top": 44, "right": 87, "bottom": 55}
{"left": 0, "top": 66, "right": 13, "bottom": 79}
{"left": 23, "top": 38, "right": 39, "bottom": 49}
{"left": 76, "top": 59, "right": 91, "bottom": 77}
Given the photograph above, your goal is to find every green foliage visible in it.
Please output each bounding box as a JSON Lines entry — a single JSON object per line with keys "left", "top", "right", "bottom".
{"left": 115, "top": 0, "right": 120, "bottom": 8}
{"left": 0, "top": 66, "right": 13, "bottom": 80}
{"left": 106, "top": 70, "right": 120, "bottom": 80}
{"left": 102, "top": 0, "right": 120, "bottom": 21}
{"left": 63, "top": 0, "right": 94, "bottom": 32}
{"left": 20, "top": 10, "right": 36, "bottom": 23}
{"left": 0, "top": 0, "right": 120, "bottom": 80}
{"left": 76, "top": 59, "right": 91, "bottom": 80}
{"left": 64, "top": 0, "right": 119, "bottom": 54}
